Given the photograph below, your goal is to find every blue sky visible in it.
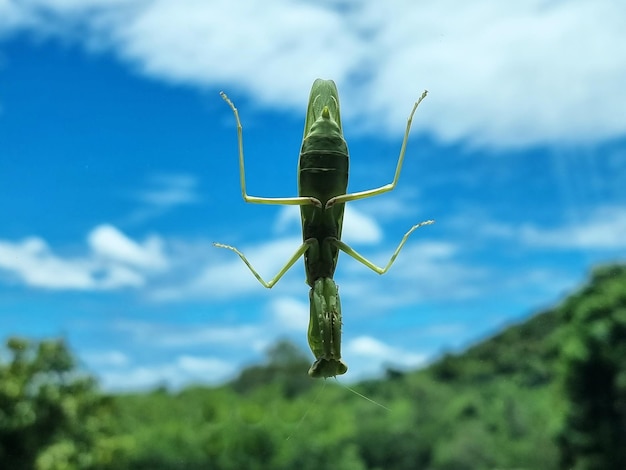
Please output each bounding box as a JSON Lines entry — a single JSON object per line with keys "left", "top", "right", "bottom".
{"left": 1, "top": 0, "right": 625, "bottom": 390}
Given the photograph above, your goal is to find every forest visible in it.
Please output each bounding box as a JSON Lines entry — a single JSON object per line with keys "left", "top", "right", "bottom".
{"left": 1, "top": 263, "right": 625, "bottom": 470}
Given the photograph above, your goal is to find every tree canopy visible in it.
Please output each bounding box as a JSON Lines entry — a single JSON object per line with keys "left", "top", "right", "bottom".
{"left": 2, "top": 263, "right": 624, "bottom": 469}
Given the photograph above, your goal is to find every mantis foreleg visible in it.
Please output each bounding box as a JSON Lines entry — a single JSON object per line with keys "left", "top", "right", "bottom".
{"left": 325, "top": 90, "right": 428, "bottom": 209}
{"left": 308, "top": 277, "right": 348, "bottom": 378}
{"left": 330, "top": 219, "right": 434, "bottom": 275}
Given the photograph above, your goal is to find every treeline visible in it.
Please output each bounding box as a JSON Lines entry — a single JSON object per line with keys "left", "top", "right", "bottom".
{"left": 1, "top": 264, "right": 625, "bottom": 469}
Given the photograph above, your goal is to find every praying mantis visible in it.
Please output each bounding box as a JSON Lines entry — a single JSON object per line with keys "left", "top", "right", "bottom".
{"left": 214, "top": 79, "right": 432, "bottom": 378}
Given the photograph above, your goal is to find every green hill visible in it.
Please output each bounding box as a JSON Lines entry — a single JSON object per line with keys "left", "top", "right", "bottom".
{"left": 3, "top": 263, "right": 625, "bottom": 469}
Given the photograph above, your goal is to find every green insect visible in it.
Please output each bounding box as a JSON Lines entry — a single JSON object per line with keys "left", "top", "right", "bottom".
{"left": 215, "top": 79, "right": 431, "bottom": 378}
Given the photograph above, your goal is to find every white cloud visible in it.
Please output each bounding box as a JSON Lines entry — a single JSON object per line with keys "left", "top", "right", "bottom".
{"left": 472, "top": 205, "right": 626, "bottom": 250}
{"left": 418, "top": 323, "right": 468, "bottom": 339}
{"left": 0, "top": 1, "right": 23, "bottom": 34}
{"left": 274, "top": 206, "right": 300, "bottom": 233}
{"left": 520, "top": 206, "right": 626, "bottom": 250}
{"left": 99, "top": 355, "right": 236, "bottom": 391}
{"left": 344, "top": 335, "right": 427, "bottom": 378}
{"left": 89, "top": 224, "right": 168, "bottom": 270}
{"left": 177, "top": 354, "right": 232, "bottom": 377}
{"left": 0, "top": 219, "right": 306, "bottom": 299}
{"left": 83, "top": 350, "right": 129, "bottom": 367}
{"left": 99, "top": 366, "right": 167, "bottom": 391}
{"left": 99, "top": 317, "right": 304, "bottom": 389}
{"left": 148, "top": 206, "right": 435, "bottom": 303}
{"left": 3, "top": 0, "right": 625, "bottom": 147}
{"left": 0, "top": 224, "right": 168, "bottom": 290}
{"left": 0, "top": 198, "right": 603, "bottom": 312}
{"left": 343, "top": 205, "right": 383, "bottom": 244}
{"left": 112, "top": 319, "right": 264, "bottom": 348}
{"left": 337, "top": 237, "right": 482, "bottom": 307}
{"left": 269, "top": 296, "right": 309, "bottom": 331}
{"left": 148, "top": 235, "right": 307, "bottom": 301}
{"left": 356, "top": 191, "right": 427, "bottom": 223}
{"left": 0, "top": 236, "right": 104, "bottom": 289}
{"left": 96, "top": 263, "right": 146, "bottom": 289}
{"left": 138, "top": 174, "right": 198, "bottom": 207}
{"left": 121, "top": 174, "right": 201, "bottom": 224}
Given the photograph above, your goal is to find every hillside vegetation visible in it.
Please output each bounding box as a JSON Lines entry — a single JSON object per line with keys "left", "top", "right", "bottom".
{"left": 2, "top": 264, "right": 625, "bottom": 469}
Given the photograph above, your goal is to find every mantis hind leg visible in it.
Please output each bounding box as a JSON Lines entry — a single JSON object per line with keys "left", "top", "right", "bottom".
{"left": 325, "top": 90, "right": 428, "bottom": 209}
{"left": 329, "top": 219, "right": 434, "bottom": 275}
{"left": 220, "top": 92, "right": 321, "bottom": 208}
{"left": 213, "top": 239, "right": 317, "bottom": 288}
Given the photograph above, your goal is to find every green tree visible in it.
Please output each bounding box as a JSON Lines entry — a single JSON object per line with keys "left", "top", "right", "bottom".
{"left": 557, "top": 265, "right": 626, "bottom": 470}
{"left": 230, "top": 340, "right": 314, "bottom": 398}
{"left": 0, "top": 337, "right": 128, "bottom": 469}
